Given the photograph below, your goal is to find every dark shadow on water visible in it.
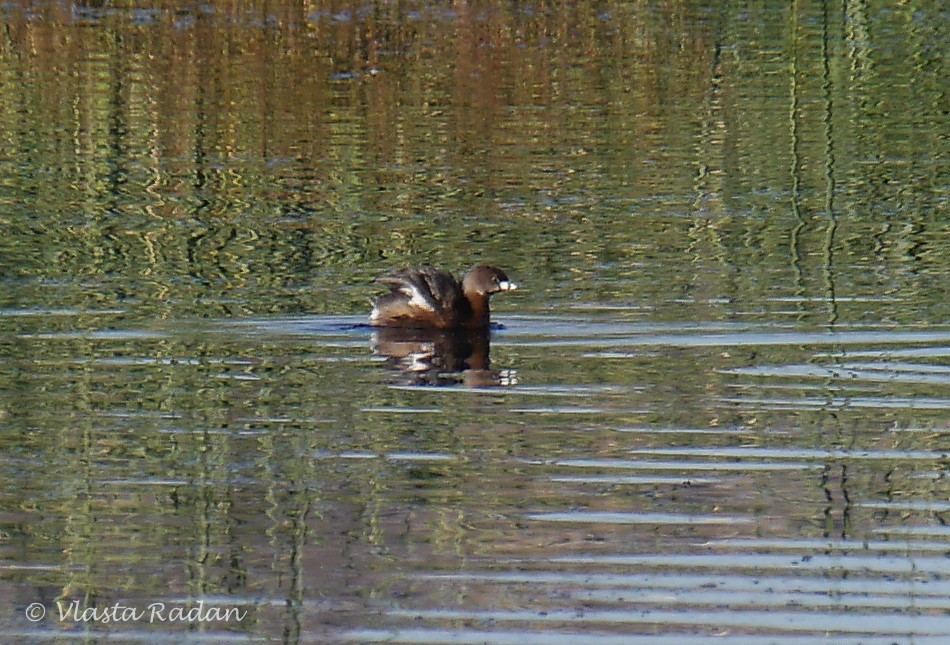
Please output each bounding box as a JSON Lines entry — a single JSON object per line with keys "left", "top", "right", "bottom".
{"left": 371, "top": 327, "right": 513, "bottom": 387}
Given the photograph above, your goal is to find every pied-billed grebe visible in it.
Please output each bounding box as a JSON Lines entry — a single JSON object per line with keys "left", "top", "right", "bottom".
{"left": 370, "top": 265, "right": 518, "bottom": 329}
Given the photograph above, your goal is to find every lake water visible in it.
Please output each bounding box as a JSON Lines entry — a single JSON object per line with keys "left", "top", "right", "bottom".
{"left": 1, "top": 1, "right": 948, "bottom": 643}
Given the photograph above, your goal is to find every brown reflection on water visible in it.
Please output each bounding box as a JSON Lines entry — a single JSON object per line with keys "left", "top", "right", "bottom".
{"left": 372, "top": 327, "right": 514, "bottom": 387}
{"left": 1, "top": 0, "right": 946, "bottom": 326}
{"left": 1, "top": 1, "right": 718, "bottom": 178}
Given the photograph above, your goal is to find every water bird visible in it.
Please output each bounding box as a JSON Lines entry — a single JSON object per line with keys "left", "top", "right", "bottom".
{"left": 370, "top": 265, "right": 518, "bottom": 330}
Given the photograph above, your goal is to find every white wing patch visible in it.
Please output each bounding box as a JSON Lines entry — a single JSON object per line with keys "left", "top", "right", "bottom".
{"left": 404, "top": 284, "right": 436, "bottom": 311}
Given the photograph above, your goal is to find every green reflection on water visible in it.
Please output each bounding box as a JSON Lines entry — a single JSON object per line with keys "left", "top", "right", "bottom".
{"left": 0, "top": 0, "right": 948, "bottom": 641}
{"left": 0, "top": 0, "right": 945, "bottom": 322}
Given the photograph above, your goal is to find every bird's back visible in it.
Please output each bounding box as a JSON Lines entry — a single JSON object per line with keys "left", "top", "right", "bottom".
{"left": 370, "top": 267, "right": 469, "bottom": 328}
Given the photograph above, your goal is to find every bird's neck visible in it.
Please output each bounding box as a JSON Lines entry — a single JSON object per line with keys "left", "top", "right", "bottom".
{"left": 463, "top": 292, "right": 490, "bottom": 328}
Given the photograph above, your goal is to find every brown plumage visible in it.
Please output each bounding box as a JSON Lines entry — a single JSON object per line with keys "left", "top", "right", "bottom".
{"left": 370, "top": 265, "right": 518, "bottom": 329}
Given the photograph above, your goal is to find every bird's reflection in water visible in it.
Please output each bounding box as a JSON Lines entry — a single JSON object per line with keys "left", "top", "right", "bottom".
{"left": 371, "top": 328, "right": 516, "bottom": 387}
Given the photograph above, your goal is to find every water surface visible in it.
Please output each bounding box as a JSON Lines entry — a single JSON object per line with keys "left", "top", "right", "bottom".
{"left": 0, "top": 1, "right": 947, "bottom": 643}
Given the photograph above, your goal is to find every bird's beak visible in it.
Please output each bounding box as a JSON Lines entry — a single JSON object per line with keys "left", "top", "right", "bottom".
{"left": 498, "top": 281, "right": 518, "bottom": 292}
